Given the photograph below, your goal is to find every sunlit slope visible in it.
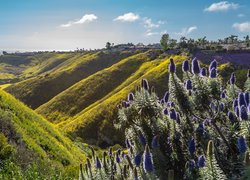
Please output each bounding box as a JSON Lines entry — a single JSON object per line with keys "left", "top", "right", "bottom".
{"left": 58, "top": 56, "right": 186, "bottom": 145}
{"left": 0, "top": 89, "right": 85, "bottom": 165}
{"left": 6, "top": 51, "right": 134, "bottom": 109}
{"left": 36, "top": 52, "right": 155, "bottom": 123}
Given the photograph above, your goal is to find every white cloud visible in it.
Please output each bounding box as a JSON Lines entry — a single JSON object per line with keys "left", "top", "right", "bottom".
{"left": 175, "top": 26, "right": 197, "bottom": 36}
{"left": 232, "top": 22, "right": 250, "bottom": 32}
{"left": 114, "top": 12, "right": 140, "bottom": 22}
{"left": 143, "top": 18, "right": 164, "bottom": 29}
{"left": 204, "top": 1, "right": 239, "bottom": 12}
{"left": 238, "top": 13, "right": 245, "bottom": 18}
{"left": 145, "top": 29, "right": 159, "bottom": 36}
{"left": 60, "top": 14, "right": 98, "bottom": 27}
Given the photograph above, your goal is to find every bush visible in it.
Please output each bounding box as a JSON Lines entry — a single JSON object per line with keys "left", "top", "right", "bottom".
{"left": 78, "top": 58, "right": 250, "bottom": 179}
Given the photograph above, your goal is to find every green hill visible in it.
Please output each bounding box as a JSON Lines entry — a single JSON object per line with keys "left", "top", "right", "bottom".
{"left": 0, "top": 89, "right": 85, "bottom": 178}
{"left": 56, "top": 55, "right": 186, "bottom": 145}
{"left": 36, "top": 51, "right": 154, "bottom": 123}
{"left": 5, "top": 51, "right": 134, "bottom": 109}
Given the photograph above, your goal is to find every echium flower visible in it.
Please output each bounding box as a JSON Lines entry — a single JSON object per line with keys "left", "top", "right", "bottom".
{"left": 163, "top": 108, "right": 169, "bottom": 115}
{"left": 197, "top": 155, "right": 206, "bottom": 168}
{"left": 134, "top": 153, "right": 142, "bottom": 167}
{"left": 186, "top": 79, "right": 192, "bottom": 90}
{"left": 209, "top": 67, "right": 217, "bottom": 78}
{"left": 230, "top": 73, "right": 236, "bottom": 85}
{"left": 237, "top": 136, "right": 247, "bottom": 153}
{"left": 116, "top": 152, "right": 121, "bottom": 163}
{"left": 169, "top": 58, "right": 176, "bottom": 73}
{"left": 192, "top": 58, "right": 200, "bottom": 74}
{"left": 228, "top": 111, "right": 235, "bottom": 124}
{"left": 188, "top": 138, "right": 196, "bottom": 155}
{"left": 235, "top": 106, "right": 240, "bottom": 117}
{"left": 138, "top": 131, "right": 146, "bottom": 146}
{"left": 128, "top": 92, "right": 134, "bottom": 101}
{"left": 219, "top": 103, "right": 225, "bottom": 111}
{"left": 233, "top": 98, "right": 238, "bottom": 109}
{"left": 238, "top": 92, "right": 247, "bottom": 107}
{"left": 182, "top": 60, "right": 189, "bottom": 72}
{"left": 95, "top": 157, "right": 102, "bottom": 169}
{"left": 245, "top": 92, "right": 249, "bottom": 105}
{"left": 209, "top": 59, "right": 217, "bottom": 72}
{"left": 163, "top": 91, "right": 169, "bottom": 103}
{"left": 151, "top": 135, "right": 160, "bottom": 149}
{"left": 196, "top": 122, "right": 205, "bottom": 135}
{"left": 248, "top": 69, "right": 250, "bottom": 78}
{"left": 176, "top": 112, "right": 181, "bottom": 124}
{"left": 141, "top": 79, "right": 149, "bottom": 90}
{"left": 169, "top": 109, "right": 177, "bottom": 120}
{"left": 220, "top": 91, "right": 226, "bottom": 99}
{"left": 201, "top": 67, "right": 207, "bottom": 76}
{"left": 143, "top": 144, "right": 154, "bottom": 173}
{"left": 240, "top": 105, "right": 248, "bottom": 120}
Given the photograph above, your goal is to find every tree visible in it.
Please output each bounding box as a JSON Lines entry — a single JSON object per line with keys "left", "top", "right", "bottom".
{"left": 105, "top": 42, "right": 111, "bottom": 50}
{"left": 160, "top": 33, "right": 170, "bottom": 50}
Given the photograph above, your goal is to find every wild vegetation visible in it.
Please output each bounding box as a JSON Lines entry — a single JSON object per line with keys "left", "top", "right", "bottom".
{"left": 79, "top": 58, "right": 250, "bottom": 179}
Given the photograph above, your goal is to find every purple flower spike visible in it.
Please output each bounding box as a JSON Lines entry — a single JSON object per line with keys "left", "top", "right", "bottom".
{"left": 169, "top": 58, "right": 176, "bottom": 73}
{"left": 209, "top": 59, "right": 217, "bottom": 72}
{"left": 192, "top": 58, "right": 200, "bottom": 74}
{"left": 230, "top": 73, "right": 236, "bottom": 85}
{"left": 182, "top": 60, "right": 189, "bottom": 72}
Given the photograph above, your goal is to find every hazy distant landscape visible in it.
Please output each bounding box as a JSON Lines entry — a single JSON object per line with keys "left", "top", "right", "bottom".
{"left": 1, "top": 0, "right": 250, "bottom": 179}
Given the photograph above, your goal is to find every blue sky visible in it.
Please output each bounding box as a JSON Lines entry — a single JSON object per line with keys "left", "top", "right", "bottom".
{"left": 0, "top": 0, "right": 250, "bottom": 51}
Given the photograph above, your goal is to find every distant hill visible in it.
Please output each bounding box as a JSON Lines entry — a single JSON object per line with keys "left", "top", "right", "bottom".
{"left": 5, "top": 51, "right": 134, "bottom": 108}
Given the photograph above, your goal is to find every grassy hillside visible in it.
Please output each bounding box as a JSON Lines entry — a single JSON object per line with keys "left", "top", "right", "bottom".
{"left": 6, "top": 51, "right": 135, "bottom": 109}
{"left": 55, "top": 55, "right": 186, "bottom": 145}
{"left": 36, "top": 51, "right": 155, "bottom": 123}
{"left": 0, "top": 89, "right": 85, "bottom": 171}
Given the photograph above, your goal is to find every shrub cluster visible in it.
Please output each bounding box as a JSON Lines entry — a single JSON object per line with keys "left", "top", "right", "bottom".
{"left": 79, "top": 58, "right": 250, "bottom": 179}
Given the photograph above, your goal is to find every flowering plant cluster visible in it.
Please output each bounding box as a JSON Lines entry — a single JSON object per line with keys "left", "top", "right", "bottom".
{"left": 79, "top": 58, "right": 250, "bottom": 180}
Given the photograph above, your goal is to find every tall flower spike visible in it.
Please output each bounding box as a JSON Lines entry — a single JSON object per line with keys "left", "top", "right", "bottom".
{"left": 201, "top": 67, "right": 207, "bottom": 76}
{"left": 134, "top": 153, "right": 142, "bottom": 167}
{"left": 196, "top": 122, "right": 205, "bottom": 135}
{"left": 186, "top": 79, "right": 192, "bottom": 90}
{"left": 240, "top": 105, "right": 248, "bottom": 120}
{"left": 237, "top": 136, "right": 247, "bottom": 153}
{"left": 151, "top": 135, "right": 160, "bottom": 149}
{"left": 95, "top": 157, "right": 102, "bottom": 169}
{"left": 188, "top": 138, "right": 196, "bottom": 155}
{"left": 238, "top": 92, "right": 247, "bottom": 107}
{"left": 116, "top": 152, "right": 121, "bottom": 163}
{"left": 245, "top": 92, "right": 249, "bottom": 105}
{"left": 108, "top": 147, "right": 112, "bottom": 156}
{"left": 197, "top": 155, "right": 206, "bottom": 168}
{"left": 176, "top": 112, "right": 181, "bottom": 124}
{"left": 163, "top": 108, "right": 169, "bottom": 115}
{"left": 209, "top": 59, "right": 217, "bottom": 71}
{"left": 235, "top": 106, "right": 240, "bottom": 117}
{"left": 228, "top": 111, "right": 235, "bottom": 124}
{"left": 163, "top": 91, "right": 170, "bottom": 103}
{"left": 142, "top": 79, "right": 149, "bottom": 90}
{"left": 182, "top": 60, "right": 189, "bottom": 72}
{"left": 220, "top": 91, "right": 226, "bottom": 99}
{"left": 143, "top": 144, "right": 154, "bottom": 173}
{"left": 233, "top": 98, "right": 238, "bottom": 108}
{"left": 189, "top": 159, "right": 196, "bottom": 170}
{"left": 192, "top": 58, "right": 200, "bottom": 74}
{"left": 128, "top": 92, "right": 134, "bottom": 101}
{"left": 138, "top": 131, "right": 146, "bottom": 146}
{"left": 248, "top": 69, "right": 250, "bottom": 78}
{"left": 209, "top": 67, "right": 217, "bottom": 78}
{"left": 230, "top": 73, "right": 236, "bottom": 85}
{"left": 169, "top": 58, "right": 176, "bottom": 73}
{"left": 170, "top": 109, "right": 177, "bottom": 120}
